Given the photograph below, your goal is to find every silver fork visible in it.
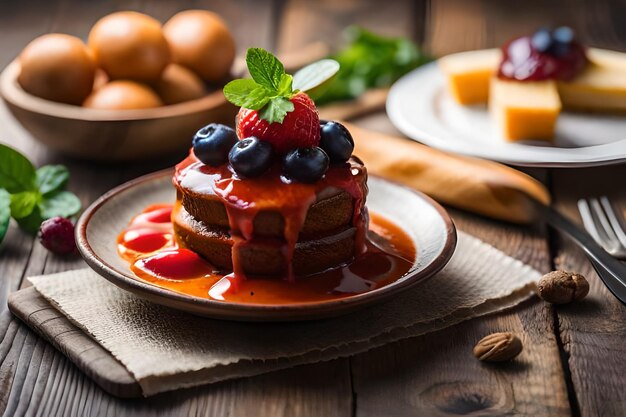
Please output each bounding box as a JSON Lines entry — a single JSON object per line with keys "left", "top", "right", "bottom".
{"left": 578, "top": 196, "right": 626, "bottom": 260}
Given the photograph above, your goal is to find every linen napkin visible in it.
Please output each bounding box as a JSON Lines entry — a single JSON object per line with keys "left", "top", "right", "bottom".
{"left": 27, "top": 231, "right": 540, "bottom": 396}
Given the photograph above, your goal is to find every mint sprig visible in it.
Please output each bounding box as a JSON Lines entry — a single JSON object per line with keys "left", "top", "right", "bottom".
{"left": 0, "top": 144, "right": 81, "bottom": 244}
{"left": 224, "top": 48, "right": 299, "bottom": 124}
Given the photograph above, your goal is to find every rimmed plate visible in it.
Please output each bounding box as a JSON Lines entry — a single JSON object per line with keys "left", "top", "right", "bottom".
{"left": 76, "top": 170, "right": 457, "bottom": 321}
{"left": 386, "top": 62, "right": 626, "bottom": 167}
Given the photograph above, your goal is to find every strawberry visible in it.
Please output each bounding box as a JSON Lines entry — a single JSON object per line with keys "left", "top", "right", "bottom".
{"left": 236, "top": 92, "right": 320, "bottom": 154}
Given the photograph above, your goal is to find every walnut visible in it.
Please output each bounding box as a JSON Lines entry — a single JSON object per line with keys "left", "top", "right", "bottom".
{"left": 473, "top": 332, "right": 523, "bottom": 362}
{"left": 538, "top": 270, "right": 589, "bottom": 304}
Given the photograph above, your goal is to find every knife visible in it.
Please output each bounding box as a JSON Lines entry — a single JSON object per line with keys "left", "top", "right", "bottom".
{"left": 536, "top": 202, "right": 626, "bottom": 305}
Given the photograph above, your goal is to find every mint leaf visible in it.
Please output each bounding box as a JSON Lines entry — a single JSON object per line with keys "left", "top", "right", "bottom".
{"left": 16, "top": 206, "right": 43, "bottom": 235}
{"left": 278, "top": 74, "right": 294, "bottom": 96}
{"left": 223, "top": 79, "right": 274, "bottom": 110}
{"left": 259, "top": 97, "right": 295, "bottom": 124}
{"left": 223, "top": 79, "right": 261, "bottom": 107}
{"left": 36, "top": 165, "right": 69, "bottom": 196}
{"left": 39, "top": 191, "right": 81, "bottom": 219}
{"left": 0, "top": 189, "right": 10, "bottom": 245}
{"left": 246, "top": 48, "right": 285, "bottom": 91}
{"left": 0, "top": 144, "right": 36, "bottom": 193}
{"left": 292, "top": 59, "right": 340, "bottom": 93}
{"left": 10, "top": 191, "right": 40, "bottom": 219}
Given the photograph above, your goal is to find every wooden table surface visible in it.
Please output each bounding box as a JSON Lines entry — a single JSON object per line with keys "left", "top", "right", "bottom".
{"left": 1, "top": 1, "right": 625, "bottom": 416}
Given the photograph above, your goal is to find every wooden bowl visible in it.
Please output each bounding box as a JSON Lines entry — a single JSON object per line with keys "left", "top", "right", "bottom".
{"left": 0, "top": 60, "right": 238, "bottom": 161}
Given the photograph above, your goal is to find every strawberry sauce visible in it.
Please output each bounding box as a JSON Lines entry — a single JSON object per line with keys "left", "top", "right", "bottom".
{"left": 116, "top": 205, "right": 415, "bottom": 304}
{"left": 173, "top": 150, "right": 369, "bottom": 281}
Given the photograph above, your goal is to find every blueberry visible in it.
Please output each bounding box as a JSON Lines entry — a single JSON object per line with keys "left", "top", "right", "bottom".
{"left": 531, "top": 28, "right": 553, "bottom": 53}
{"left": 552, "top": 26, "right": 574, "bottom": 44}
{"left": 283, "top": 147, "right": 329, "bottom": 183}
{"left": 550, "top": 26, "right": 574, "bottom": 57}
{"left": 192, "top": 124, "right": 238, "bottom": 167}
{"left": 228, "top": 137, "right": 273, "bottom": 178}
{"left": 319, "top": 121, "right": 354, "bottom": 163}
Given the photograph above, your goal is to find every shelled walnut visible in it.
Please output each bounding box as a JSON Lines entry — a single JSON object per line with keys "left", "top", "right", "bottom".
{"left": 538, "top": 270, "right": 589, "bottom": 304}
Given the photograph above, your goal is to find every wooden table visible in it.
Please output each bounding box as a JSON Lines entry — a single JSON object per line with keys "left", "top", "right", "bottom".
{"left": 1, "top": 1, "right": 625, "bottom": 415}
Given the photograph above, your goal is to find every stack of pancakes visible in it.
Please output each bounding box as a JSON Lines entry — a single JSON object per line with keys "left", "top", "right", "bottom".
{"left": 172, "top": 159, "right": 367, "bottom": 277}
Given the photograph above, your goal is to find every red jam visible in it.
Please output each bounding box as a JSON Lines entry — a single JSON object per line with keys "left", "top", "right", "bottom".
{"left": 117, "top": 205, "right": 415, "bottom": 304}
{"left": 498, "top": 36, "right": 587, "bottom": 81}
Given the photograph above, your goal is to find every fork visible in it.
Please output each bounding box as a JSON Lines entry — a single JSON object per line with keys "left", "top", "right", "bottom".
{"left": 578, "top": 196, "right": 626, "bottom": 260}
{"left": 533, "top": 201, "right": 626, "bottom": 305}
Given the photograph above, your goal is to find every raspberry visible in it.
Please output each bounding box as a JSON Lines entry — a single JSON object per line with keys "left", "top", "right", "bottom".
{"left": 236, "top": 92, "right": 320, "bottom": 154}
{"left": 38, "top": 217, "right": 77, "bottom": 255}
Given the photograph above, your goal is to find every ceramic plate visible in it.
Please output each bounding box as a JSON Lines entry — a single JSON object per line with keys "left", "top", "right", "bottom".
{"left": 386, "top": 62, "right": 626, "bottom": 167}
{"left": 76, "top": 170, "right": 457, "bottom": 321}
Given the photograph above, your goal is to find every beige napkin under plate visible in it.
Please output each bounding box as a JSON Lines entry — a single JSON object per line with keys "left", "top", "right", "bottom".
{"left": 27, "top": 231, "right": 540, "bottom": 396}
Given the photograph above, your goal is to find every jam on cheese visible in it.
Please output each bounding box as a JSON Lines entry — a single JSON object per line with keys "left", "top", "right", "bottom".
{"left": 440, "top": 27, "right": 626, "bottom": 142}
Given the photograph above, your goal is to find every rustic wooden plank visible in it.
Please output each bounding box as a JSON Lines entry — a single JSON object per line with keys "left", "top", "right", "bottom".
{"left": 346, "top": 0, "right": 572, "bottom": 412}
{"left": 0, "top": 0, "right": 355, "bottom": 416}
{"left": 551, "top": 164, "right": 626, "bottom": 417}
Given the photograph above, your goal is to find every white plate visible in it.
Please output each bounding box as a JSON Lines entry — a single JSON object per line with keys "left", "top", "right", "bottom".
{"left": 386, "top": 62, "right": 626, "bottom": 167}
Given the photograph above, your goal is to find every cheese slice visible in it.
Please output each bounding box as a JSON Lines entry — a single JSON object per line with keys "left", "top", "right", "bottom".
{"left": 490, "top": 77, "right": 562, "bottom": 141}
{"left": 587, "top": 48, "right": 626, "bottom": 69}
{"left": 558, "top": 49, "right": 626, "bottom": 112}
{"left": 439, "top": 49, "right": 500, "bottom": 105}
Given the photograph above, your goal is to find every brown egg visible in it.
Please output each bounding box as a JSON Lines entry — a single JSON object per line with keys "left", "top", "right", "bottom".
{"left": 88, "top": 11, "right": 170, "bottom": 82}
{"left": 93, "top": 69, "right": 109, "bottom": 90}
{"left": 83, "top": 80, "right": 163, "bottom": 109}
{"left": 18, "top": 34, "right": 96, "bottom": 105}
{"left": 154, "top": 64, "right": 207, "bottom": 105}
{"left": 163, "top": 10, "right": 235, "bottom": 82}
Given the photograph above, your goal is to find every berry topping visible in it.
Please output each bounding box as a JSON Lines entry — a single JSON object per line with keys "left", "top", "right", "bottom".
{"left": 192, "top": 123, "right": 238, "bottom": 167}
{"left": 237, "top": 92, "right": 320, "bottom": 154}
{"left": 319, "top": 121, "right": 354, "bottom": 163}
{"left": 282, "top": 147, "right": 329, "bottom": 184}
{"left": 223, "top": 48, "right": 334, "bottom": 154}
{"left": 498, "top": 27, "right": 587, "bottom": 82}
{"left": 38, "top": 216, "right": 77, "bottom": 255}
{"left": 228, "top": 137, "right": 273, "bottom": 178}
{"left": 551, "top": 26, "right": 575, "bottom": 57}
{"left": 530, "top": 28, "right": 552, "bottom": 53}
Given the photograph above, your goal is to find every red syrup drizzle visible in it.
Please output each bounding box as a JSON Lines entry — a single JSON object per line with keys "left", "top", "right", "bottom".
{"left": 498, "top": 36, "right": 587, "bottom": 82}
{"left": 172, "top": 151, "right": 369, "bottom": 288}
{"left": 116, "top": 207, "right": 415, "bottom": 304}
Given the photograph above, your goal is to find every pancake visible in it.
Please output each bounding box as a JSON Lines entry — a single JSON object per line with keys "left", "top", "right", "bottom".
{"left": 172, "top": 151, "right": 368, "bottom": 278}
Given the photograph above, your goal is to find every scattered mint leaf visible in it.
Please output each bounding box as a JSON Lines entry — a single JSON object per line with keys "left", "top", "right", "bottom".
{"left": 316, "top": 26, "right": 432, "bottom": 105}
{"left": 0, "top": 144, "right": 36, "bottom": 193}
{"left": 259, "top": 97, "right": 295, "bottom": 124}
{"left": 10, "top": 191, "right": 40, "bottom": 219}
{"left": 16, "top": 206, "right": 43, "bottom": 235}
{"left": 39, "top": 191, "right": 81, "bottom": 219}
{"left": 36, "top": 165, "right": 69, "bottom": 196}
{"left": 246, "top": 48, "right": 285, "bottom": 91}
{"left": 0, "top": 189, "right": 10, "bottom": 245}
{"left": 0, "top": 145, "right": 81, "bottom": 236}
